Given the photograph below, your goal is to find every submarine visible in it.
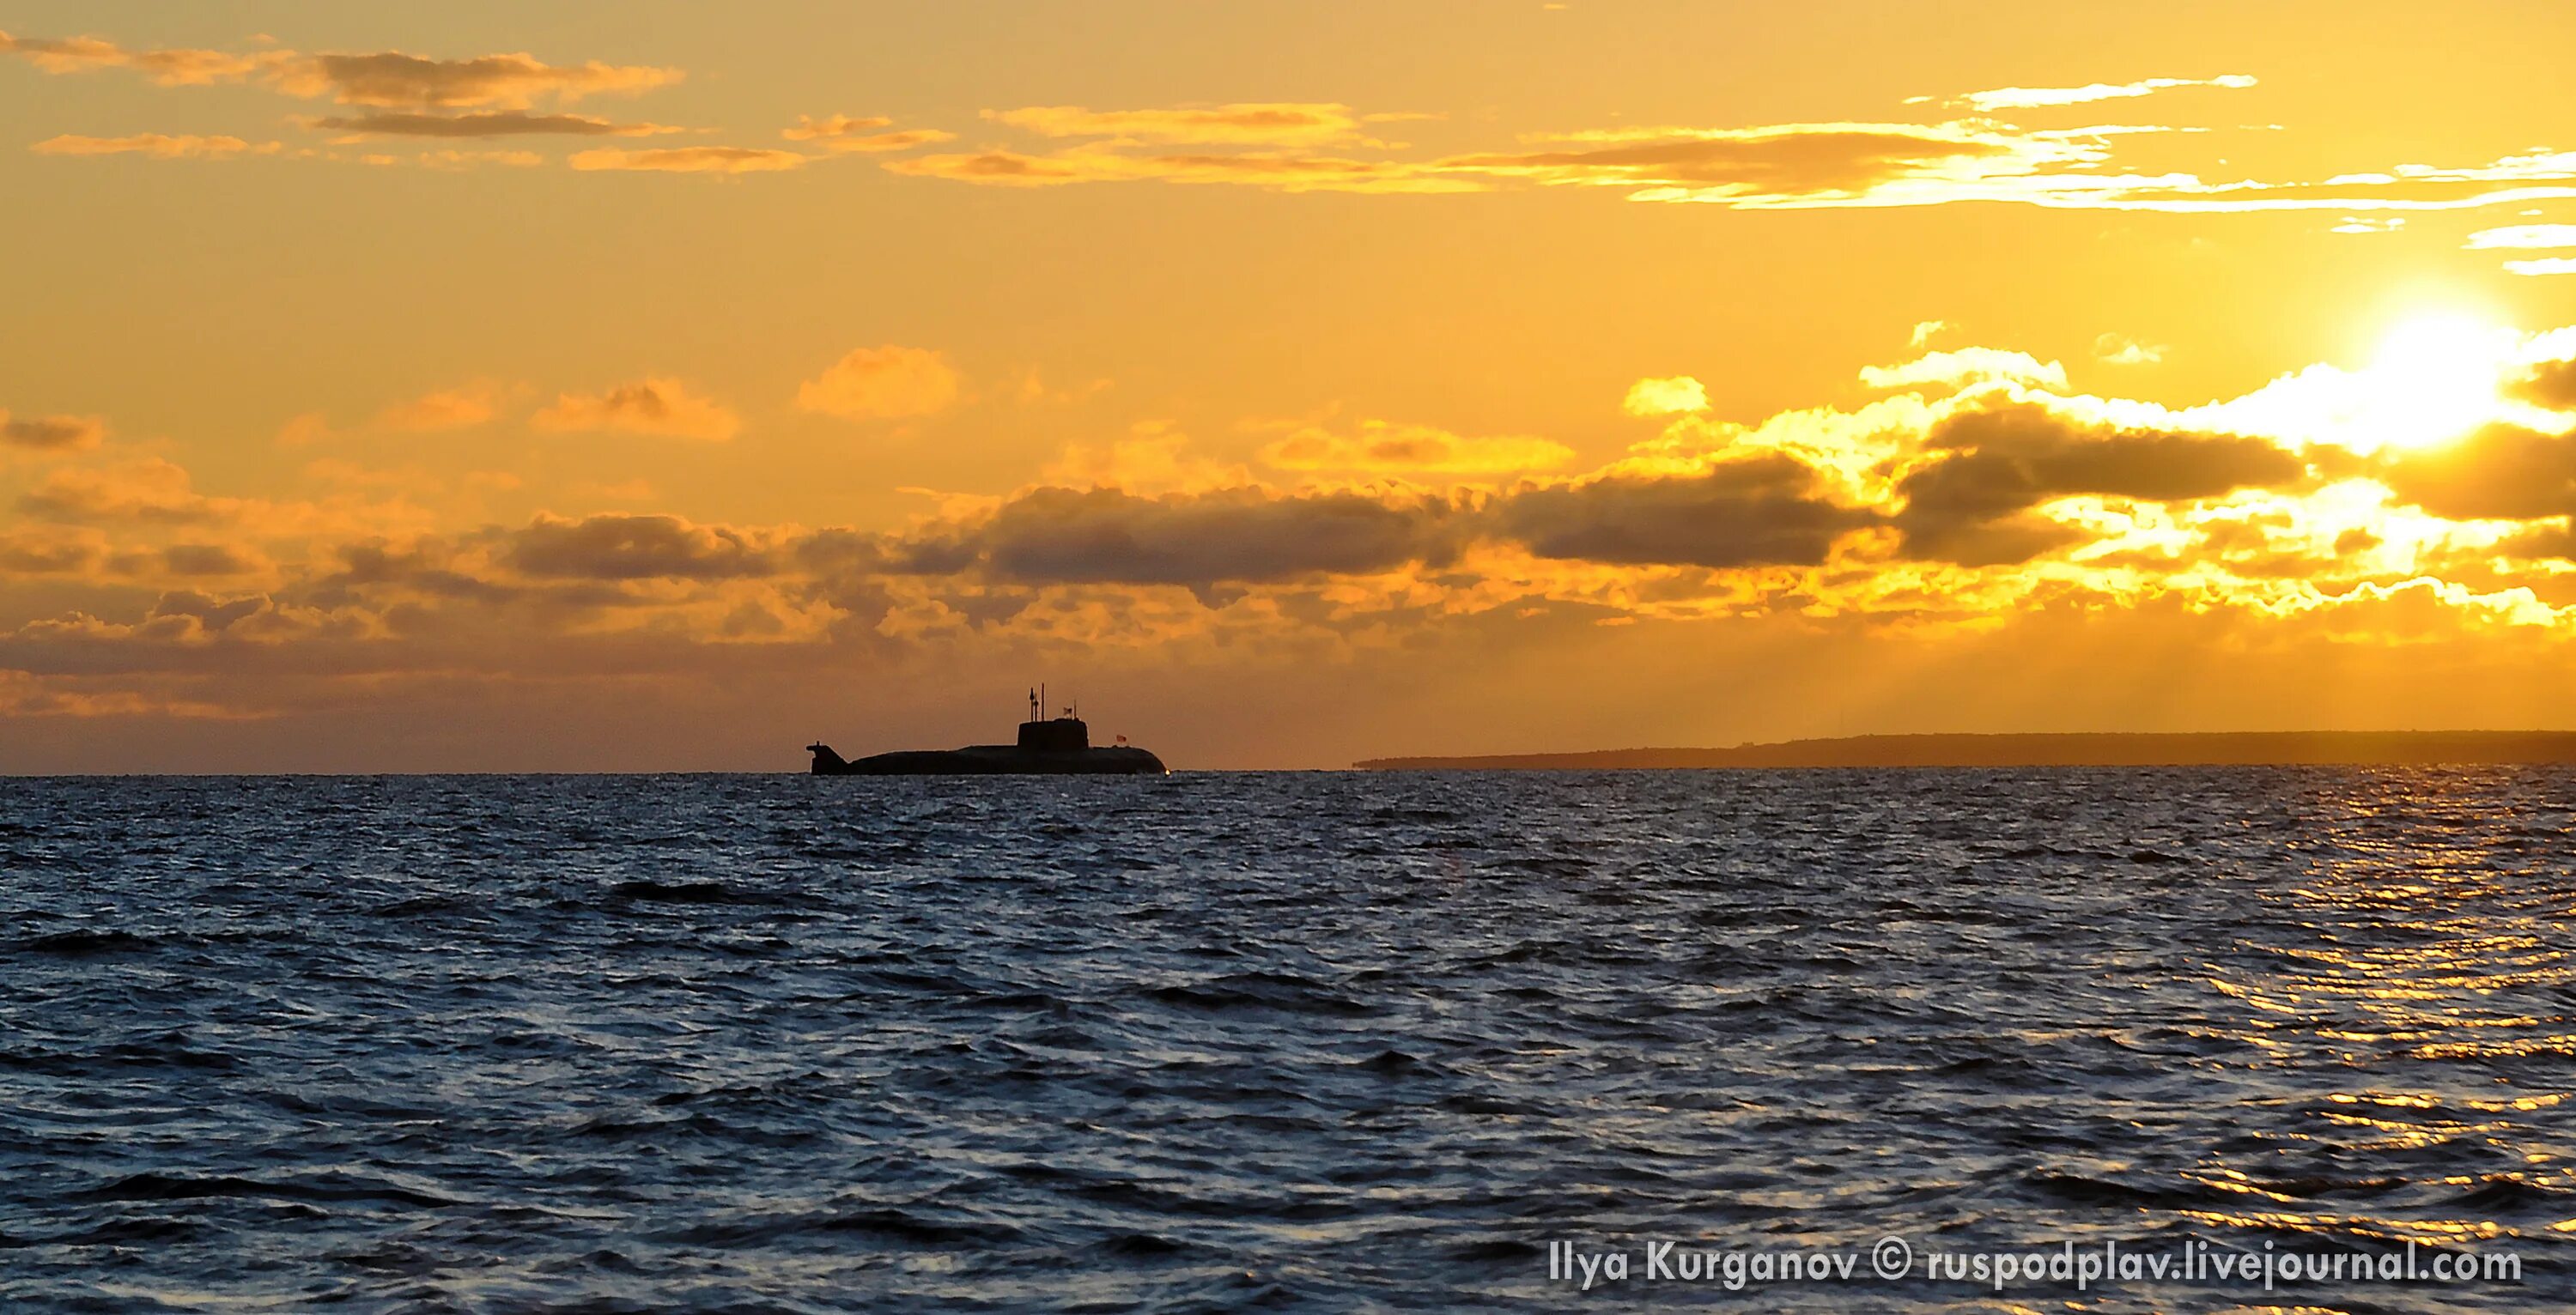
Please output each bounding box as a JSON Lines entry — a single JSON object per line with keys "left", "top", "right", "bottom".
{"left": 807, "top": 688, "right": 1167, "bottom": 775}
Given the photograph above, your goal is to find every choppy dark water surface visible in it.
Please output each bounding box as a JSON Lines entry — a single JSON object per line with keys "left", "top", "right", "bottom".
{"left": 3, "top": 769, "right": 2572, "bottom": 1312}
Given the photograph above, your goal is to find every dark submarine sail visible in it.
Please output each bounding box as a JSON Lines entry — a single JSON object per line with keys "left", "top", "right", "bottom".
{"left": 806, "top": 688, "right": 1167, "bottom": 775}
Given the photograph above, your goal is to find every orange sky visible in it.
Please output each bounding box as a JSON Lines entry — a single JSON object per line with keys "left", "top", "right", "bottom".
{"left": 5, "top": 1, "right": 2576, "bottom": 770}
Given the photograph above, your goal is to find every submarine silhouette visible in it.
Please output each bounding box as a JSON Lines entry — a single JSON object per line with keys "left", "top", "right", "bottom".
{"left": 807, "top": 688, "right": 1167, "bottom": 775}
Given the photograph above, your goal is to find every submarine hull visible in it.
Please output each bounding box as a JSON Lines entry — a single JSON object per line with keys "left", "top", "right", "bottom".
{"left": 811, "top": 744, "right": 1167, "bottom": 776}
{"left": 807, "top": 709, "right": 1164, "bottom": 775}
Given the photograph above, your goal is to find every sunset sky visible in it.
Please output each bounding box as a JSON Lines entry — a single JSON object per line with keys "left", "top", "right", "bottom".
{"left": 7, "top": 2, "right": 2576, "bottom": 770}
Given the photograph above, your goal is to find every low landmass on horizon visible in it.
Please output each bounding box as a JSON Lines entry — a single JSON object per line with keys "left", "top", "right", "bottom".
{"left": 1355, "top": 730, "right": 2576, "bottom": 771}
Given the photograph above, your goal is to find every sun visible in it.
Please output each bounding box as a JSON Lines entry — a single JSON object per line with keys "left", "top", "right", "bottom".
{"left": 2358, "top": 311, "right": 2517, "bottom": 451}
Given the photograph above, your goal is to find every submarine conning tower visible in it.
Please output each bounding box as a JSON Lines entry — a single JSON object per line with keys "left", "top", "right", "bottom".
{"left": 1017, "top": 683, "right": 1090, "bottom": 752}
{"left": 1017, "top": 717, "right": 1091, "bottom": 753}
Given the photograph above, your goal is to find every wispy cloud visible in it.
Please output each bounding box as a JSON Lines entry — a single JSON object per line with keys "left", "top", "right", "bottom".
{"left": 1437, "top": 120, "right": 2068, "bottom": 197}
{"left": 797, "top": 347, "right": 963, "bottom": 421}
{"left": 1256, "top": 420, "right": 1575, "bottom": 475}
{"left": 2466, "top": 223, "right": 2576, "bottom": 250}
{"left": 568, "top": 146, "right": 808, "bottom": 173}
{"left": 19, "top": 458, "right": 226, "bottom": 523}
{"left": 32, "top": 132, "right": 277, "bottom": 159}
{"left": 2093, "top": 333, "right": 2166, "bottom": 366}
{"left": 1, "top": 31, "right": 680, "bottom": 106}
{"left": 1622, "top": 377, "right": 1710, "bottom": 417}
{"left": 0, "top": 28, "right": 285, "bottom": 85}
{"left": 783, "top": 113, "right": 890, "bottom": 140}
{"left": 2, "top": 411, "right": 106, "bottom": 451}
{"left": 873, "top": 83, "right": 2576, "bottom": 221}
{"left": 885, "top": 143, "right": 1476, "bottom": 194}
{"left": 274, "top": 51, "right": 683, "bottom": 109}
{"left": 310, "top": 111, "right": 680, "bottom": 138}
{"left": 984, "top": 102, "right": 1404, "bottom": 147}
{"left": 533, "top": 379, "right": 740, "bottom": 440}
{"left": 781, "top": 114, "right": 954, "bottom": 153}
{"left": 1861, "top": 348, "right": 2068, "bottom": 391}
{"left": 376, "top": 385, "right": 507, "bottom": 432}
{"left": 5, "top": 29, "right": 698, "bottom": 164}
{"left": 1942, "top": 74, "right": 2257, "bottom": 112}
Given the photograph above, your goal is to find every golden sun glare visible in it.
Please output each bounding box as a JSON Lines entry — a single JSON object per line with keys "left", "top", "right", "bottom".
{"left": 2359, "top": 311, "right": 2517, "bottom": 451}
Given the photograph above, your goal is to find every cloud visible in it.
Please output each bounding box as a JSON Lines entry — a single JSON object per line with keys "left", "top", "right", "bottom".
{"left": 796, "top": 346, "right": 962, "bottom": 421}
{"left": 313, "top": 540, "right": 516, "bottom": 604}
{"left": 891, "top": 101, "right": 2576, "bottom": 217}
{"left": 276, "top": 51, "right": 683, "bottom": 109}
{"left": 2093, "top": 333, "right": 2166, "bottom": 365}
{"left": 0, "top": 29, "right": 283, "bottom": 85}
{"left": 1861, "top": 348, "right": 2069, "bottom": 391}
{"left": 2378, "top": 424, "right": 2576, "bottom": 521}
{"left": 1910, "top": 319, "right": 1951, "bottom": 348}
{"left": 1495, "top": 455, "right": 1878, "bottom": 568}
{"left": 5, "top": 33, "right": 696, "bottom": 159}
{"left": 32, "top": 133, "right": 275, "bottom": 159}
{"left": 275, "top": 414, "right": 332, "bottom": 447}
{"left": 2518, "top": 357, "right": 2576, "bottom": 412}
{"left": 1256, "top": 421, "right": 1575, "bottom": 475}
{"left": 881, "top": 148, "right": 1102, "bottom": 187}
{"left": 7, "top": 33, "right": 2560, "bottom": 225}
{"left": 922, "top": 486, "right": 1459, "bottom": 586}
{"left": 19, "top": 458, "right": 221, "bottom": 523}
{"left": 1038, "top": 425, "right": 1248, "bottom": 494}
{"left": 568, "top": 146, "right": 807, "bottom": 173}
{"left": 880, "top": 123, "right": 2576, "bottom": 216}
{"left": 985, "top": 102, "right": 1387, "bottom": 147}
{"left": 310, "top": 111, "right": 678, "bottom": 138}
{"left": 16, "top": 329, "right": 2576, "bottom": 759}
{"left": 532, "top": 379, "right": 739, "bottom": 441}
{"left": 143, "top": 591, "right": 275, "bottom": 633}
{"left": 872, "top": 101, "right": 2576, "bottom": 218}
{"left": 1622, "top": 376, "right": 1709, "bottom": 416}
{"left": 784, "top": 113, "right": 890, "bottom": 139}
{"left": 161, "top": 542, "right": 268, "bottom": 577}
{"left": 824, "top": 129, "right": 954, "bottom": 154}
{"left": 2465, "top": 224, "right": 2576, "bottom": 250}
{"left": 2, "top": 411, "right": 106, "bottom": 451}
{"left": 412, "top": 148, "right": 544, "bottom": 171}
{"left": 0, "top": 665, "right": 258, "bottom": 720}
{"left": 884, "top": 145, "right": 1473, "bottom": 194}
{"left": 507, "top": 514, "right": 783, "bottom": 580}
{"left": 2073, "top": 149, "right": 2576, "bottom": 216}
{"left": 0, "top": 526, "right": 103, "bottom": 575}
{"left": 1009, "top": 369, "right": 1114, "bottom": 407}
{"left": 2505, "top": 258, "right": 2576, "bottom": 277}
{"left": 1439, "top": 121, "right": 2055, "bottom": 197}
{"left": 1949, "top": 74, "right": 2257, "bottom": 113}
{"left": 1893, "top": 402, "right": 2309, "bottom": 562}
{"left": 781, "top": 114, "right": 955, "bottom": 153}
{"left": 375, "top": 385, "right": 503, "bottom": 432}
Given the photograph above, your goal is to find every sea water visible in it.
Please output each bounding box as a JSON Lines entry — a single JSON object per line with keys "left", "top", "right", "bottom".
{"left": 2, "top": 768, "right": 2569, "bottom": 1311}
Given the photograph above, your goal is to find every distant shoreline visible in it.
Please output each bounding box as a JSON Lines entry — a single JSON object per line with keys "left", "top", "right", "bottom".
{"left": 1353, "top": 730, "right": 2576, "bottom": 771}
